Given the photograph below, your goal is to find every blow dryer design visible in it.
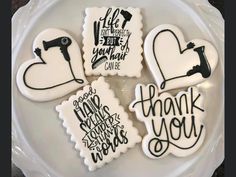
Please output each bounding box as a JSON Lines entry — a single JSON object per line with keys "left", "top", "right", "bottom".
{"left": 120, "top": 10, "right": 132, "bottom": 29}
{"left": 144, "top": 24, "right": 218, "bottom": 91}
{"left": 16, "top": 28, "right": 87, "bottom": 101}
{"left": 186, "top": 46, "right": 211, "bottom": 78}
{"left": 40, "top": 36, "right": 84, "bottom": 84}
{"left": 43, "top": 37, "right": 72, "bottom": 61}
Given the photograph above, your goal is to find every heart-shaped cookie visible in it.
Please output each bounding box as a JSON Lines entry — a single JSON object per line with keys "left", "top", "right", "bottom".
{"left": 144, "top": 24, "right": 218, "bottom": 92}
{"left": 16, "top": 28, "right": 88, "bottom": 101}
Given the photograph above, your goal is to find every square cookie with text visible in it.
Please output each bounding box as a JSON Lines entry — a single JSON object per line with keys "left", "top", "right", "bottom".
{"left": 82, "top": 7, "right": 143, "bottom": 77}
{"left": 56, "top": 77, "right": 141, "bottom": 171}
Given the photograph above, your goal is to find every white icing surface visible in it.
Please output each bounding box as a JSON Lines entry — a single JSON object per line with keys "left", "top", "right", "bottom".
{"left": 56, "top": 77, "right": 141, "bottom": 171}
{"left": 16, "top": 28, "right": 88, "bottom": 101}
{"left": 144, "top": 24, "right": 218, "bottom": 92}
{"left": 12, "top": 0, "right": 224, "bottom": 177}
{"left": 130, "top": 84, "right": 206, "bottom": 158}
{"left": 82, "top": 7, "right": 143, "bottom": 77}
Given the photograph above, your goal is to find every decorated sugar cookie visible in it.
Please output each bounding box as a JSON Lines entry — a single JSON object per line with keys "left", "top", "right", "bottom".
{"left": 16, "top": 28, "right": 88, "bottom": 101}
{"left": 129, "top": 84, "right": 206, "bottom": 158}
{"left": 144, "top": 24, "right": 218, "bottom": 92}
{"left": 56, "top": 77, "right": 141, "bottom": 171}
{"left": 82, "top": 7, "right": 143, "bottom": 77}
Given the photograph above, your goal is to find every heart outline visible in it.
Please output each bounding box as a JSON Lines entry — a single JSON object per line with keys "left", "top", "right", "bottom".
{"left": 23, "top": 47, "right": 84, "bottom": 90}
{"left": 16, "top": 28, "right": 88, "bottom": 101}
{"left": 144, "top": 24, "right": 218, "bottom": 92}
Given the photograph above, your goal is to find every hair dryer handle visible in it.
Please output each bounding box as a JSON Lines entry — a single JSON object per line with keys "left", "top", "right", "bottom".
{"left": 60, "top": 46, "right": 70, "bottom": 61}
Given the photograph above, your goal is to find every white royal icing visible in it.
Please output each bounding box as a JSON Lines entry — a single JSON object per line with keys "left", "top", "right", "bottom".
{"left": 56, "top": 77, "right": 141, "bottom": 171}
{"left": 144, "top": 24, "right": 218, "bottom": 92}
{"left": 16, "top": 28, "right": 88, "bottom": 101}
{"left": 82, "top": 7, "right": 143, "bottom": 77}
{"left": 129, "top": 84, "right": 206, "bottom": 159}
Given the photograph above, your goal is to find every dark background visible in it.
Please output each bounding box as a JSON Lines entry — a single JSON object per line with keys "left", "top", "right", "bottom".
{"left": 11, "top": 0, "right": 224, "bottom": 176}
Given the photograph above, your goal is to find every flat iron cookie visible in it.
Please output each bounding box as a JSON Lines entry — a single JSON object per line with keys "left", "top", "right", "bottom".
{"left": 83, "top": 7, "right": 143, "bottom": 77}
{"left": 16, "top": 28, "right": 88, "bottom": 101}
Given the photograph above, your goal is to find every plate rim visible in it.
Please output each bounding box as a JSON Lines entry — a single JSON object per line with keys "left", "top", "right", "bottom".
{"left": 11, "top": 0, "right": 224, "bottom": 177}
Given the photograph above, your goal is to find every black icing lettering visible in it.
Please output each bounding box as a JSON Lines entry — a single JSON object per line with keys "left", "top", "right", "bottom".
{"left": 97, "top": 108, "right": 106, "bottom": 120}
{"left": 83, "top": 102, "right": 94, "bottom": 117}
{"left": 91, "top": 95, "right": 102, "bottom": 110}
{"left": 104, "top": 62, "right": 121, "bottom": 70}
{"left": 148, "top": 116, "right": 204, "bottom": 158}
{"left": 169, "top": 118, "right": 182, "bottom": 140}
{"left": 87, "top": 99, "right": 97, "bottom": 113}
{"left": 174, "top": 93, "right": 189, "bottom": 115}
{"left": 103, "top": 36, "right": 120, "bottom": 46}
{"left": 90, "top": 126, "right": 128, "bottom": 163}
{"left": 132, "top": 84, "right": 205, "bottom": 158}
{"left": 132, "top": 85, "right": 157, "bottom": 117}
{"left": 75, "top": 85, "right": 129, "bottom": 163}
{"left": 107, "top": 115, "right": 114, "bottom": 126}
{"left": 85, "top": 118, "right": 93, "bottom": 129}
{"left": 120, "top": 129, "right": 128, "bottom": 144}
{"left": 99, "top": 8, "right": 112, "bottom": 28}
{"left": 92, "top": 47, "right": 115, "bottom": 60}
{"left": 164, "top": 97, "right": 176, "bottom": 116}
{"left": 190, "top": 88, "right": 204, "bottom": 114}
{"left": 99, "top": 8, "right": 119, "bottom": 33}
{"left": 103, "top": 128, "right": 114, "bottom": 139}
{"left": 183, "top": 116, "right": 198, "bottom": 138}
{"left": 153, "top": 99, "right": 163, "bottom": 117}
{"left": 132, "top": 85, "right": 205, "bottom": 118}
{"left": 90, "top": 130, "right": 98, "bottom": 139}
{"left": 93, "top": 112, "right": 103, "bottom": 124}
{"left": 90, "top": 8, "right": 132, "bottom": 70}
{"left": 91, "top": 150, "right": 103, "bottom": 163}
{"left": 148, "top": 119, "right": 169, "bottom": 157}
{"left": 109, "top": 51, "right": 127, "bottom": 61}
{"left": 74, "top": 87, "right": 96, "bottom": 105}
{"left": 103, "top": 105, "right": 110, "bottom": 116}
{"left": 73, "top": 109, "right": 84, "bottom": 123}
{"left": 79, "top": 123, "right": 90, "bottom": 134}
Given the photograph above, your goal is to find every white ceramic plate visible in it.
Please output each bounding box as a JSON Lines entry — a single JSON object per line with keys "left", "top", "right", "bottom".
{"left": 12, "top": 0, "right": 224, "bottom": 177}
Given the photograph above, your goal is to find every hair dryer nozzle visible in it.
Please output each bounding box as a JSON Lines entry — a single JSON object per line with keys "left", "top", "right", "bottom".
{"left": 43, "top": 40, "right": 49, "bottom": 50}
{"left": 43, "top": 37, "right": 72, "bottom": 51}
